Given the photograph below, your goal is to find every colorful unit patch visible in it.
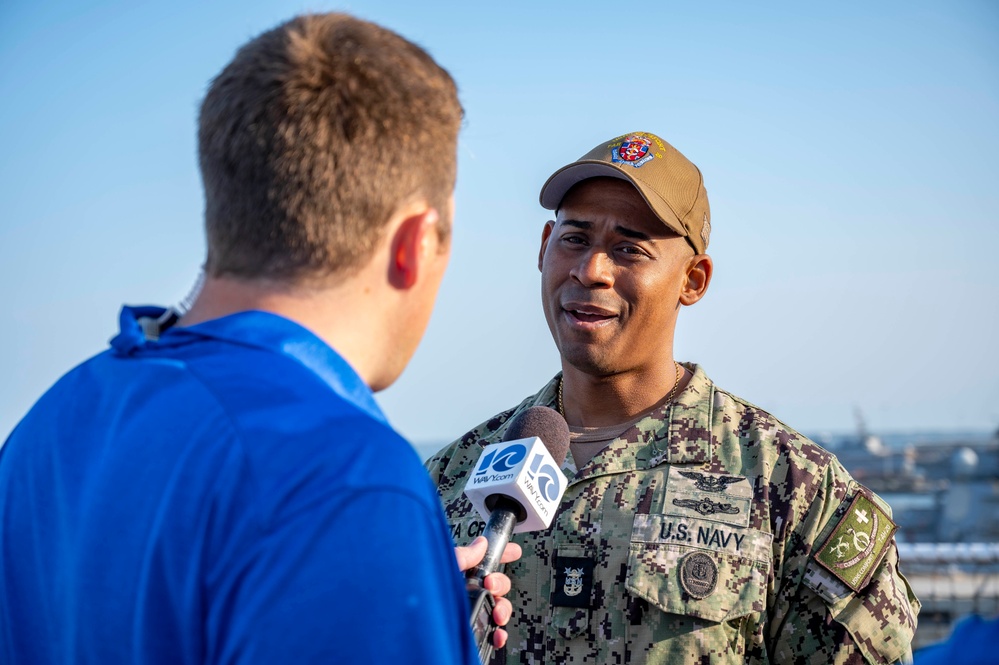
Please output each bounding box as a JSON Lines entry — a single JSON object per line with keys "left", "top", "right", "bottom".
{"left": 814, "top": 492, "right": 897, "bottom": 592}
{"left": 611, "top": 134, "right": 654, "bottom": 167}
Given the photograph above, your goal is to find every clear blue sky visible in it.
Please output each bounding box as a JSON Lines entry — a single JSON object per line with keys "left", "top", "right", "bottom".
{"left": 2, "top": 0, "right": 997, "bottom": 445}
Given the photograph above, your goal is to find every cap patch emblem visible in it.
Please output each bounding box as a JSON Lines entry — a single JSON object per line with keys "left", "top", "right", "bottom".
{"left": 679, "top": 551, "right": 717, "bottom": 599}
{"left": 611, "top": 135, "right": 654, "bottom": 168}
{"left": 814, "top": 492, "right": 897, "bottom": 592}
{"left": 553, "top": 556, "right": 594, "bottom": 608}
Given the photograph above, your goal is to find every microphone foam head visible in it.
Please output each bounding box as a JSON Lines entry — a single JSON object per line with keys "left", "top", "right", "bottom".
{"left": 502, "top": 406, "right": 570, "bottom": 467}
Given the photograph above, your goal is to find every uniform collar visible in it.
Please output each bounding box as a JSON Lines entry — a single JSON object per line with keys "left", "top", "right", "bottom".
{"left": 109, "top": 305, "right": 387, "bottom": 425}
{"left": 518, "top": 364, "right": 715, "bottom": 484}
{"left": 647, "top": 363, "right": 714, "bottom": 467}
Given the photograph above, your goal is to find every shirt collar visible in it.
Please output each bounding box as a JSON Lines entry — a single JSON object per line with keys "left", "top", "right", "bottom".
{"left": 646, "top": 363, "right": 714, "bottom": 467}
{"left": 110, "top": 305, "right": 387, "bottom": 425}
{"left": 522, "top": 364, "right": 715, "bottom": 483}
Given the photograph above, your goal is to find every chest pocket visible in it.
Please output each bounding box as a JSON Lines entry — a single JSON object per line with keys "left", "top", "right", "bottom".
{"left": 626, "top": 513, "right": 771, "bottom": 623}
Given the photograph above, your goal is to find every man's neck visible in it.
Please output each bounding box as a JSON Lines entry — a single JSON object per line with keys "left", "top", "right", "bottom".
{"left": 178, "top": 274, "right": 391, "bottom": 389}
{"left": 560, "top": 362, "right": 692, "bottom": 428}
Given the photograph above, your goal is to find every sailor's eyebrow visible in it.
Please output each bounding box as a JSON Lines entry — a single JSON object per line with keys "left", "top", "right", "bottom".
{"left": 614, "top": 225, "right": 651, "bottom": 241}
{"left": 560, "top": 219, "right": 652, "bottom": 241}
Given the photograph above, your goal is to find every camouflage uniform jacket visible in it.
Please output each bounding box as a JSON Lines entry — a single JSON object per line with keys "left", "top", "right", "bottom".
{"left": 426, "top": 365, "right": 919, "bottom": 664}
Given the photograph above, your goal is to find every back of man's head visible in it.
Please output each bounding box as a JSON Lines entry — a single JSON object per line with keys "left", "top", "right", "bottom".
{"left": 198, "top": 13, "right": 462, "bottom": 282}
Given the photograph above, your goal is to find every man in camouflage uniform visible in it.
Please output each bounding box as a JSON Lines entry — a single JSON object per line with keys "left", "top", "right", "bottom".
{"left": 427, "top": 132, "right": 919, "bottom": 664}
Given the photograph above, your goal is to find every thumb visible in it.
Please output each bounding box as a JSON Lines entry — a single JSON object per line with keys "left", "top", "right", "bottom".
{"left": 454, "top": 536, "right": 488, "bottom": 572}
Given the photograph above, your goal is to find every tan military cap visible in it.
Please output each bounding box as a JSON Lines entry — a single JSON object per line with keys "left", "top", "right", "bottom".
{"left": 539, "top": 131, "right": 711, "bottom": 254}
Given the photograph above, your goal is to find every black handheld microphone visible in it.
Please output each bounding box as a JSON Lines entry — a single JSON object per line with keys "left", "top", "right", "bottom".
{"left": 463, "top": 406, "right": 570, "bottom": 662}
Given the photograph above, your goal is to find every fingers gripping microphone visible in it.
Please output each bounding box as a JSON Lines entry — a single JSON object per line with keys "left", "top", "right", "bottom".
{"left": 466, "top": 407, "right": 571, "bottom": 581}
{"left": 463, "top": 406, "right": 570, "bottom": 661}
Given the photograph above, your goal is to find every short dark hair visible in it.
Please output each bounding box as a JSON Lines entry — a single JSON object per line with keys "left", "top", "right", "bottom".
{"left": 198, "top": 13, "right": 462, "bottom": 281}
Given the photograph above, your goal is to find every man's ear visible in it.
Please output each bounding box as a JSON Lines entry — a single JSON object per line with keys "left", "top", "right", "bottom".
{"left": 538, "top": 221, "right": 555, "bottom": 272}
{"left": 680, "top": 254, "right": 713, "bottom": 306}
{"left": 389, "top": 206, "right": 440, "bottom": 290}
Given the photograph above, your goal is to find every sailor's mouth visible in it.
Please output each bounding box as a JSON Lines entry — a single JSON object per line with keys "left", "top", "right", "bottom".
{"left": 562, "top": 304, "right": 618, "bottom": 328}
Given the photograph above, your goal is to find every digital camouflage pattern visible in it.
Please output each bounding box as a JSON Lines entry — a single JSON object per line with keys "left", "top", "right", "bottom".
{"left": 426, "top": 365, "right": 919, "bottom": 664}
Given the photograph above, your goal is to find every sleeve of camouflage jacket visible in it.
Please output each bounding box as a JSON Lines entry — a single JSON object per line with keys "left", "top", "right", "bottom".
{"left": 768, "top": 457, "right": 919, "bottom": 664}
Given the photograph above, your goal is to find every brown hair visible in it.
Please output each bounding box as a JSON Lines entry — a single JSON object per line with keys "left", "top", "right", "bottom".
{"left": 198, "top": 13, "right": 462, "bottom": 281}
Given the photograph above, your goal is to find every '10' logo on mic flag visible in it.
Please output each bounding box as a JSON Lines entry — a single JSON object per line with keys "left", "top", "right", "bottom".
{"left": 465, "top": 438, "right": 567, "bottom": 533}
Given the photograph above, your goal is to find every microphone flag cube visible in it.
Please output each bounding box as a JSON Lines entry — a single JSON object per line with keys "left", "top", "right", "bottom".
{"left": 463, "top": 437, "right": 567, "bottom": 533}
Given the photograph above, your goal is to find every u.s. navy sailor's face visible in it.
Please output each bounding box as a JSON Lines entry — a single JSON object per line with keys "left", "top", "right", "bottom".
{"left": 538, "top": 177, "right": 705, "bottom": 378}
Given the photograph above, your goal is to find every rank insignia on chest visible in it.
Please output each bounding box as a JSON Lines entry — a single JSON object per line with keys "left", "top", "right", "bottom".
{"left": 552, "top": 556, "right": 595, "bottom": 608}
{"left": 814, "top": 491, "right": 897, "bottom": 592}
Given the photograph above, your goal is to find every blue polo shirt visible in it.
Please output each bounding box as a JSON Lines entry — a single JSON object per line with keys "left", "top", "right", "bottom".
{"left": 914, "top": 615, "right": 999, "bottom": 665}
{"left": 0, "top": 307, "right": 477, "bottom": 664}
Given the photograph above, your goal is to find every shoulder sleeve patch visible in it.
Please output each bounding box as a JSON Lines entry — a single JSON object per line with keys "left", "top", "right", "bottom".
{"left": 814, "top": 491, "right": 897, "bottom": 593}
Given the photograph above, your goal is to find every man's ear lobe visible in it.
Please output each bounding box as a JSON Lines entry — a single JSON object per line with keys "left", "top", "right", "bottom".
{"left": 679, "top": 254, "right": 713, "bottom": 306}
{"left": 389, "top": 207, "right": 439, "bottom": 290}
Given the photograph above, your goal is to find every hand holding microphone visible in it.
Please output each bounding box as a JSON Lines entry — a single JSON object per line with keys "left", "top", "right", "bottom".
{"left": 454, "top": 537, "right": 521, "bottom": 649}
{"left": 462, "top": 406, "right": 570, "bottom": 662}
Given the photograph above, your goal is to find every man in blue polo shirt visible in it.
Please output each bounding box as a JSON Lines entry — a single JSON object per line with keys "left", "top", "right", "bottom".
{"left": 0, "top": 13, "right": 513, "bottom": 664}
